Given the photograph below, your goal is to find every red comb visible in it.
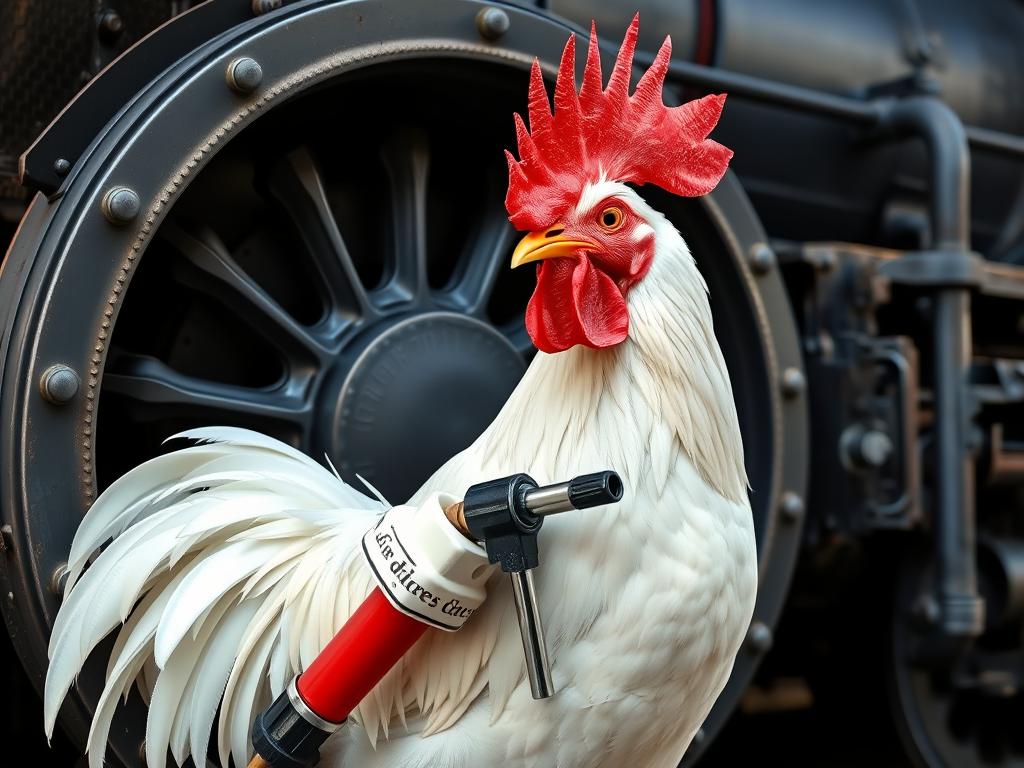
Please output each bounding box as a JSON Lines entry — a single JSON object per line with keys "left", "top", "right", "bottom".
{"left": 505, "top": 15, "right": 734, "bottom": 231}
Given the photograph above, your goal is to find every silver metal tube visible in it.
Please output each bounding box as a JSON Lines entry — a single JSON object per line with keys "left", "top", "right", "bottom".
{"left": 523, "top": 482, "right": 572, "bottom": 517}
{"left": 509, "top": 569, "right": 554, "bottom": 699}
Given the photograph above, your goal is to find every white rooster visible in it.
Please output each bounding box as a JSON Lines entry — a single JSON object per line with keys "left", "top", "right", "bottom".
{"left": 45, "top": 17, "right": 757, "bottom": 768}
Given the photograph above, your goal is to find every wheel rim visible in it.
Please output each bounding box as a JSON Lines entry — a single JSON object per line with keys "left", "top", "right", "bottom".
{"left": 97, "top": 62, "right": 533, "bottom": 503}
{"left": 0, "top": 2, "right": 807, "bottom": 764}
{"left": 893, "top": 549, "right": 1024, "bottom": 767}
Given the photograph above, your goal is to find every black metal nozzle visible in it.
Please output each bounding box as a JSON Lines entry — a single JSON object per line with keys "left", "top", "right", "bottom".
{"left": 522, "top": 471, "right": 625, "bottom": 518}
{"left": 567, "top": 470, "right": 623, "bottom": 509}
{"left": 463, "top": 471, "right": 626, "bottom": 570}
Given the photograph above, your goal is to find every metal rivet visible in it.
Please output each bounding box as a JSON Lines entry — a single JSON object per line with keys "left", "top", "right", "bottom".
{"left": 476, "top": 7, "right": 510, "bottom": 40}
{"left": 781, "top": 367, "right": 805, "bottom": 398}
{"left": 102, "top": 186, "right": 141, "bottom": 225}
{"left": 40, "top": 365, "right": 80, "bottom": 404}
{"left": 843, "top": 427, "right": 893, "bottom": 468}
{"left": 49, "top": 563, "right": 69, "bottom": 598}
{"left": 252, "top": 0, "right": 282, "bottom": 14}
{"left": 99, "top": 9, "right": 123, "bottom": 36}
{"left": 227, "top": 57, "right": 263, "bottom": 94}
{"left": 780, "top": 491, "right": 804, "bottom": 522}
{"left": 749, "top": 243, "right": 775, "bottom": 274}
{"left": 747, "top": 621, "right": 773, "bottom": 653}
{"left": 53, "top": 158, "right": 71, "bottom": 177}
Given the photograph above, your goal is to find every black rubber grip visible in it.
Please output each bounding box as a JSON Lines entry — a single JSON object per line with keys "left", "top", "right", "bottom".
{"left": 252, "top": 688, "right": 331, "bottom": 768}
{"left": 567, "top": 471, "right": 624, "bottom": 509}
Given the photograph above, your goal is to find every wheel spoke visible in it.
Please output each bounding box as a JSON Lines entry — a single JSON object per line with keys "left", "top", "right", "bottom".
{"left": 435, "top": 169, "right": 516, "bottom": 316}
{"left": 376, "top": 131, "right": 430, "bottom": 309}
{"left": 436, "top": 207, "right": 516, "bottom": 315}
{"left": 265, "top": 147, "right": 374, "bottom": 322}
{"left": 103, "top": 354, "right": 314, "bottom": 434}
{"left": 160, "top": 223, "right": 335, "bottom": 365}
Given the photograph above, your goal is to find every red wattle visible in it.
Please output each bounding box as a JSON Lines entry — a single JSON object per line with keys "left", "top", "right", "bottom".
{"left": 296, "top": 587, "right": 429, "bottom": 723}
{"left": 526, "top": 258, "right": 629, "bottom": 353}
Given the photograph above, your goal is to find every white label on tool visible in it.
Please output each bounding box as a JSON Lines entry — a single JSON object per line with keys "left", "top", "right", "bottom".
{"left": 362, "top": 494, "right": 492, "bottom": 632}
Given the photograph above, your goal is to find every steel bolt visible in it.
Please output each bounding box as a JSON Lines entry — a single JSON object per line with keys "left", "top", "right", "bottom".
{"left": 841, "top": 425, "right": 894, "bottom": 469}
{"left": 781, "top": 367, "right": 805, "bottom": 398}
{"left": 50, "top": 563, "right": 70, "bottom": 598}
{"left": 40, "top": 365, "right": 80, "bottom": 404}
{"left": 102, "top": 186, "right": 141, "bottom": 225}
{"left": 226, "top": 57, "right": 263, "bottom": 94}
{"left": 859, "top": 430, "right": 893, "bottom": 467}
{"left": 251, "top": 0, "right": 282, "bottom": 14}
{"left": 780, "top": 491, "right": 804, "bottom": 522}
{"left": 747, "top": 621, "right": 773, "bottom": 653}
{"left": 476, "top": 7, "right": 511, "bottom": 40}
{"left": 53, "top": 158, "right": 71, "bottom": 177}
{"left": 749, "top": 243, "right": 776, "bottom": 274}
{"left": 99, "top": 9, "right": 124, "bottom": 37}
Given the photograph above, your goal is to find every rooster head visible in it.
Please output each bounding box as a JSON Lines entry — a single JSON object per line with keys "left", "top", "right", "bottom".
{"left": 505, "top": 15, "right": 733, "bottom": 354}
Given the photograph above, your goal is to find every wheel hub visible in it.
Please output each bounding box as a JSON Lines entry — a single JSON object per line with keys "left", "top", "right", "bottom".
{"left": 322, "top": 312, "right": 525, "bottom": 501}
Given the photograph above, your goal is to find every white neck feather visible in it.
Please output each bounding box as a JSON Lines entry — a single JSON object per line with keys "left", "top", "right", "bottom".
{"left": 481, "top": 187, "right": 747, "bottom": 505}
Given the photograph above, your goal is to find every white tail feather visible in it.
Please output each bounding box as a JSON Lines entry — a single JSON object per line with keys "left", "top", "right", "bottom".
{"left": 47, "top": 427, "right": 513, "bottom": 766}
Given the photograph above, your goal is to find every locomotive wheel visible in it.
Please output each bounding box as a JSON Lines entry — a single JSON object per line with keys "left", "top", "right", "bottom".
{"left": 0, "top": 1, "right": 807, "bottom": 765}
{"left": 892, "top": 547, "right": 1024, "bottom": 767}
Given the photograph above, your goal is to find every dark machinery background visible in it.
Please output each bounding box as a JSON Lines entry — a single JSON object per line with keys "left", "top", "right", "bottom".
{"left": 2, "top": 1, "right": 1024, "bottom": 766}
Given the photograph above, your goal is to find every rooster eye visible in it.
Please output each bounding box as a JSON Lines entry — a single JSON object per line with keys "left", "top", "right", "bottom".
{"left": 598, "top": 206, "right": 624, "bottom": 232}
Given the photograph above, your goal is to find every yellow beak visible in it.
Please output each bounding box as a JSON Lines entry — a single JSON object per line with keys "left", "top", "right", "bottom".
{"left": 510, "top": 229, "right": 596, "bottom": 269}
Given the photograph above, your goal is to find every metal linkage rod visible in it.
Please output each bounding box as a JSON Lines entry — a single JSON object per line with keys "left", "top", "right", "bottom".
{"left": 875, "top": 96, "right": 982, "bottom": 638}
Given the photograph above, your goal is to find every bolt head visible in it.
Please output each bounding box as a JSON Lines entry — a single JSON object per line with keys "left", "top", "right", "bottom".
{"left": 251, "top": 0, "right": 283, "bottom": 14}
{"left": 476, "top": 7, "right": 511, "bottom": 40}
{"left": 749, "top": 243, "right": 776, "bottom": 274}
{"left": 102, "top": 186, "right": 141, "bottom": 225}
{"left": 859, "top": 430, "right": 893, "bottom": 467}
{"left": 40, "top": 365, "right": 80, "bottom": 404}
{"left": 747, "top": 621, "right": 773, "bottom": 653}
{"left": 841, "top": 425, "right": 894, "bottom": 469}
{"left": 49, "top": 564, "right": 70, "bottom": 598}
{"left": 99, "top": 9, "right": 124, "bottom": 36}
{"left": 53, "top": 158, "right": 71, "bottom": 177}
{"left": 781, "top": 367, "right": 806, "bottom": 398}
{"left": 227, "top": 57, "right": 263, "bottom": 94}
{"left": 780, "top": 491, "right": 805, "bottom": 522}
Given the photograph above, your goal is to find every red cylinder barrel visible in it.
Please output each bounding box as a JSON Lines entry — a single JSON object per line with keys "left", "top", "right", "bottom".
{"left": 295, "top": 587, "right": 429, "bottom": 723}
